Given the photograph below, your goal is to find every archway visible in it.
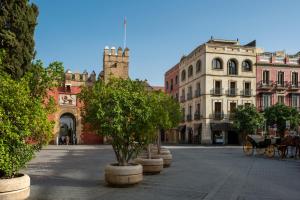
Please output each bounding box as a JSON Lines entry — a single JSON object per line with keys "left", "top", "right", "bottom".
{"left": 59, "top": 113, "right": 77, "bottom": 145}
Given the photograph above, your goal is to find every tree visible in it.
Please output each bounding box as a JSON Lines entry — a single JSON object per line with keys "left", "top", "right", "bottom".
{"left": 264, "top": 103, "right": 300, "bottom": 136}
{"left": 79, "top": 78, "right": 155, "bottom": 166}
{"left": 233, "top": 105, "right": 264, "bottom": 141}
{"left": 0, "top": 0, "right": 39, "bottom": 78}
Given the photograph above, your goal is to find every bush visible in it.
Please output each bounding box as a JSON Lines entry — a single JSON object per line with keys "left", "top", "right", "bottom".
{"left": 0, "top": 73, "right": 53, "bottom": 178}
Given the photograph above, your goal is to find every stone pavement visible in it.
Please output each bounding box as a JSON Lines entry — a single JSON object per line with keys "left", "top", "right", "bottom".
{"left": 23, "top": 145, "right": 300, "bottom": 200}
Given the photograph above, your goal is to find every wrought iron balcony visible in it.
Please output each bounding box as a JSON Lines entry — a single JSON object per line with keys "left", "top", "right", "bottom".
{"left": 194, "top": 112, "right": 202, "bottom": 120}
{"left": 210, "top": 88, "right": 223, "bottom": 96}
{"left": 186, "top": 114, "right": 192, "bottom": 122}
{"left": 194, "top": 90, "right": 201, "bottom": 97}
{"left": 180, "top": 96, "right": 185, "bottom": 103}
{"left": 226, "top": 88, "right": 237, "bottom": 96}
{"left": 187, "top": 93, "right": 193, "bottom": 100}
{"left": 210, "top": 112, "right": 224, "bottom": 120}
{"left": 274, "top": 81, "right": 288, "bottom": 90}
{"left": 224, "top": 113, "right": 235, "bottom": 120}
{"left": 257, "top": 80, "right": 273, "bottom": 89}
{"left": 241, "top": 89, "right": 252, "bottom": 97}
{"left": 287, "top": 82, "right": 300, "bottom": 90}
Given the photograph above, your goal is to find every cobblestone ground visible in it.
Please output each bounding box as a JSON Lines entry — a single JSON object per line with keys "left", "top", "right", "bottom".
{"left": 24, "top": 145, "right": 300, "bottom": 200}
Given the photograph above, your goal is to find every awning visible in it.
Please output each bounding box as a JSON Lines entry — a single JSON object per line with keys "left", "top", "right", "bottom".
{"left": 210, "top": 123, "right": 235, "bottom": 131}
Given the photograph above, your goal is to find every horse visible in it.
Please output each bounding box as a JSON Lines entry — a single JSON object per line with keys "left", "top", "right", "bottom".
{"left": 280, "top": 135, "right": 300, "bottom": 159}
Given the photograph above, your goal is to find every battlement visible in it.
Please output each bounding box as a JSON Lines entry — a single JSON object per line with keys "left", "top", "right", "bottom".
{"left": 103, "top": 46, "right": 129, "bottom": 63}
{"left": 64, "top": 70, "right": 96, "bottom": 83}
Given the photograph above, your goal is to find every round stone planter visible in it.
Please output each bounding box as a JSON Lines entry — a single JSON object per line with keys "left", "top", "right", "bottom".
{"left": 134, "top": 158, "right": 163, "bottom": 174}
{"left": 105, "top": 163, "right": 143, "bottom": 186}
{"left": 0, "top": 174, "right": 30, "bottom": 200}
{"left": 153, "top": 153, "right": 173, "bottom": 168}
{"left": 151, "top": 148, "right": 170, "bottom": 155}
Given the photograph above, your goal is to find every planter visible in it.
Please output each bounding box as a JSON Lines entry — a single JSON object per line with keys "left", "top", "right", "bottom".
{"left": 0, "top": 174, "right": 30, "bottom": 200}
{"left": 153, "top": 153, "right": 173, "bottom": 168}
{"left": 105, "top": 163, "right": 143, "bottom": 186}
{"left": 134, "top": 158, "right": 163, "bottom": 174}
{"left": 151, "top": 148, "right": 170, "bottom": 155}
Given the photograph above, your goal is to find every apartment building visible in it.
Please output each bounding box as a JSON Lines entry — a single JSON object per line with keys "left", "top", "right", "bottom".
{"left": 178, "top": 38, "right": 257, "bottom": 144}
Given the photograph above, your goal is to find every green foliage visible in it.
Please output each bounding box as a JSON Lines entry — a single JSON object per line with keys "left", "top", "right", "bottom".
{"left": 0, "top": 0, "right": 38, "bottom": 78}
{"left": 264, "top": 103, "right": 300, "bottom": 134}
{"left": 0, "top": 74, "right": 54, "bottom": 178}
{"left": 80, "top": 79, "right": 154, "bottom": 166}
{"left": 233, "top": 105, "right": 264, "bottom": 135}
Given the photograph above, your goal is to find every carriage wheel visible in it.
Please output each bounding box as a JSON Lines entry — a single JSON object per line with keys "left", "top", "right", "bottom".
{"left": 265, "top": 145, "right": 275, "bottom": 158}
{"left": 243, "top": 141, "right": 253, "bottom": 156}
{"left": 256, "top": 148, "right": 265, "bottom": 155}
{"left": 278, "top": 145, "right": 287, "bottom": 159}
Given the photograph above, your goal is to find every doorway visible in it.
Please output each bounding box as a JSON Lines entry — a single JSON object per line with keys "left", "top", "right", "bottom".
{"left": 59, "top": 113, "right": 77, "bottom": 145}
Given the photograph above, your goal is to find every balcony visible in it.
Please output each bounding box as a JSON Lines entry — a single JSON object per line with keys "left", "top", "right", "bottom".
{"left": 274, "top": 81, "right": 288, "bottom": 90}
{"left": 287, "top": 82, "right": 300, "bottom": 90}
{"left": 180, "top": 96, "right": 185, "bottom": 103}
{"left": 194, "top": 112, "right": 202, "bottom": 120}
{"left": 186, "top": 114, "right": 192, "bottom": 122}
{"left": 210, "top": 88, "right": 223, "bottom": 96}
{"left": 226, "top": 88, "right": 237, "bottom": 96}
{"left": 187, "top": 93, "right": 193, "bottom": 100}
{"left": 241, "top": 89, "right": 252, "bottom": 97}
{"left": 194, "top": 90, "right": 201, "bottom": 97}
{"left": 257, "top": 80, "right": 273, "bottom": 89}
{"left": 224, "top": 113, "right": 235, "bottom": 120}
{"left": 210, "top": 112, "right": 224, "bottom": 120}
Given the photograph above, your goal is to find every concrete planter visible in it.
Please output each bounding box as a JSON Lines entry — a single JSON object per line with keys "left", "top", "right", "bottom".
{"left": 153, "top": 153, "right": 173, "bottom": 168}
{"left": 151, "top": 148, "right": 171, "bottom": 155}
{"left": 105, "top": 163, "right": 143, "bottom": 186}
{"left": 0, "top": 174, "right": 30, "bottom": 200}
{"left": 134, "top": 158, "right": 163, "bottom": 174}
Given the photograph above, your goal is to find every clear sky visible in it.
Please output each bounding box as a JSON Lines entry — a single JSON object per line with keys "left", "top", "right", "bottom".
{"left": 32, "top": 0, "right": 300, "bottom": 86}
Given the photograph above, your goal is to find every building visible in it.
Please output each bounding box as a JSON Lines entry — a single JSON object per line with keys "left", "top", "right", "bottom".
{"left": 178, "top": 38, "right": 257, "bottom": 144}
{"left": 256, "top": 50, "right": 300, "bottom": 111}
{"left": 165, "top": 63, "right": 180, "bottom": 101}
{"left": 48, "top": 47, "right": 129, "bottom": 144}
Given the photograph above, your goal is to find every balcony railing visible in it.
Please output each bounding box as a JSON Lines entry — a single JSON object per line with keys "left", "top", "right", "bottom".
{"left": 226, "top": 88, "right": 237, "bottom": 96}
{"left": 224, "top": 113, "right": 235, "bottom": 120}
{"left": 274, "top": 81, "right": 288, "bottom": 89}
{"left": 194, "top": 112, "right": 202, "bottom": 120}
{"left": 210, "top": 112, "right": 224, "bottom": 120}
{"left": 210, "top": 88, "right": 223, "bottom": 96}
{"left": 180, "top": 96, "right": 185, "bottom": 103}
{"left": 257, "top": 80, "right": 273, "bottom": 89}
{"left": 287, "top": 82, "right": 300, "bottom": 90}
{"left": 186, "top": 114, "right": 192, "bottom": 122}
{"left": 241, "top": 89, "right": 252, "bottom": 97}
{"left": 194, "top": 90, "right": 201, "bottom": 97}
{"left": 187, "top": 93, "right": 193, "bottom": 100}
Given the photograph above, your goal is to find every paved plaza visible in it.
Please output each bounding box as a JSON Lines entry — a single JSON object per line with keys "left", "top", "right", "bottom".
{"left": 24, "top": 145, "right": 300, "bottom": 200}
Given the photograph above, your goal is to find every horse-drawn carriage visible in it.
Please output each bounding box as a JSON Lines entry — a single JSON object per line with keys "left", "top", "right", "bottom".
{"left": 242, "top": 134, "right": 300, "bottom": 158}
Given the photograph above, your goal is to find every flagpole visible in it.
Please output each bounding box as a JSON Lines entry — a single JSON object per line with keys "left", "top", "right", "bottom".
{"left": 124, "top": 17, "right": 127, "bottom": 49}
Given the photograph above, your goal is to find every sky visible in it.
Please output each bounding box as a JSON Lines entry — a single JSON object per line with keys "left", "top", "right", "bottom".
{"left": 32, "top": 0, "right": 300, "bottom": 86}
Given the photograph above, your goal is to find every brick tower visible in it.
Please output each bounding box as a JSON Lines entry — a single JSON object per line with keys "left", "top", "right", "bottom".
{"left": 103, "top": 46, "right": 129, "bottom": 83}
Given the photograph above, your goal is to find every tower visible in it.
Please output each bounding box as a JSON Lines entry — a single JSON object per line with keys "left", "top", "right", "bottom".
{"left": 103, "top": 46, "right": 129, "bottom": 83}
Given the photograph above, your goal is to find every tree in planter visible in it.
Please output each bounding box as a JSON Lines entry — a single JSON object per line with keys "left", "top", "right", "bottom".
{"left": 264, "top": 103, "right": 300, "bottom": 137}
{"left": 232, "top": 105, "right": 265, "bottom": 142}
{"left": 79, "top": 78, "right": 154, "bottom": 166}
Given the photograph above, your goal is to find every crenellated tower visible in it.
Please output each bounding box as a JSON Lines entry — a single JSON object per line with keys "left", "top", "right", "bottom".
{"left": 103, "top": 46, "right": 129, "bottom": 83}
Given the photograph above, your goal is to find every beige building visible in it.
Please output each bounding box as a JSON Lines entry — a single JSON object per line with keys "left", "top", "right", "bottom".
{"left": 178, "top": 38, "right": 257, "bottom": 144}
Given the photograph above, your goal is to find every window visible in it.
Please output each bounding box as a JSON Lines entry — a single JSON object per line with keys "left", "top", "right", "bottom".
{"left": 175, "top": 75, "right": 178, "bottom": 85}
{"left": 166, "top": 81, "right": 169, "bottom": 90}
{"left": 277, "top": 71, "right": 284, "bottom": 85}
{"left": 292, "top": 72, "right": 298, "bottom": 86}
{"left": 244, "top": 82, "right": 251, "bottom": 96}
{"left": 195, "top": 82, "right": 201, "bottom": 97}
{"left": 188, "top": 65, "right": 193, "bottom": 77}
{"left": 262, "top": 94, "right": 271, "bottom": 109}
{"left": 212, "top": 58, "right": 222, "bottom": 69}
{"left": 291, "top": 94, "right": 299, "bottom": 108}
{"left": 229, "top": 82, "right": 236, "bottom": 96}
{"left": 245, "top": 103, "right": 251, "bottom": 107}
{"left": 214, "top": 81, "right": 222, "bottom": 95}
{"left": 196, "top": 60, "right": 201, "bottom": 73}
{"left": 80, "top": 74, "right": 83, "bottom": 80}
{"left": 277, "top": 96, "right": 284, "bottom": 104}
{"left": 170, "top": 79, "right": 173, "bottom": 91}
{"left": 214, "top": 102, "right": 222, "bottom": 119}
{"left": 72, "top": 74, "right": 75, "bottom": 80}
{"left": 181, "top": 70, "right": 186, "bottom": 81}
{"left": 263, "top": 71, "right": 270, "bottom": 84}
{"left": 242, "top": 60, "right": 252, "bottom": 71}
{"left": 229, "top": 102, "right": 237, "bottom": 113}
{"left": 228, "top": 59, "right": 238, "bottom": 75}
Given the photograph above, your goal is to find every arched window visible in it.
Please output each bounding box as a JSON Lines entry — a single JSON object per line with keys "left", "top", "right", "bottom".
{"left": 188, "top": 65, "right": 193, "bottom": 77}
{"left": 228, "top": 59, "right": 238, "bottom": 75}
{"left": 242, "top": 60, "right": 252, "bottom": 71}
{"left": 181, "top": 70, "right": 186, "bottom": 81}
{"left": 166, "top": 81, "right": 169, "bottom": 89}
{"left": 196, "top": 60, "right": 201, "bottom": 73}
{"left": 212, "top": 58, "right": 223, "bottom": 69}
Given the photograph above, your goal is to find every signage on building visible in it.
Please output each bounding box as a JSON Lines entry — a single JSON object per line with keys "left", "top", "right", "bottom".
{"left": 59, "top": 94, "right": 77, "bottom": 106}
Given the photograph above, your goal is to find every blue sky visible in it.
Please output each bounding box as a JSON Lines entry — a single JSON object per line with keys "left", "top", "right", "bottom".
{"left": 32, "top": 0, "right": 300, "bottom": 86}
